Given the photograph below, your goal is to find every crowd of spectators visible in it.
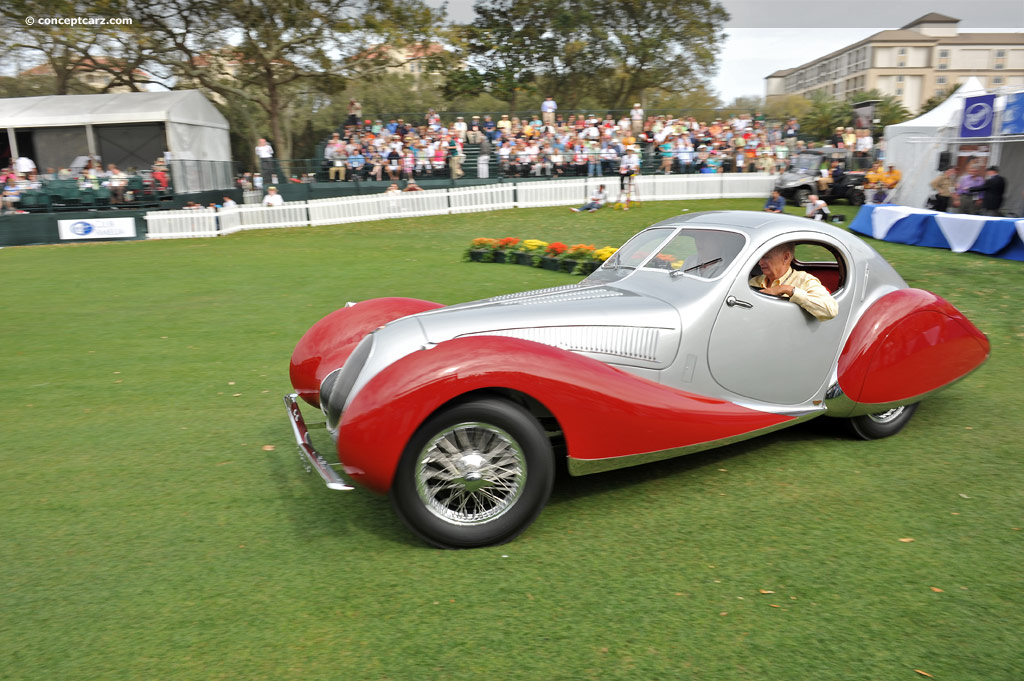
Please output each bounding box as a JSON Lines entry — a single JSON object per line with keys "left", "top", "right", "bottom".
{"left": 1, "top": 155, "right": 171, "bottom": 213}
{"left": 244, "top": 99, "right": 884, "bottom": 189}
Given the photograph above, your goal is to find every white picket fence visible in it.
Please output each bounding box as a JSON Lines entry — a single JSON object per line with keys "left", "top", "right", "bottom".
{"left": 144, "top": 174, "right": 775, "bottom": 239}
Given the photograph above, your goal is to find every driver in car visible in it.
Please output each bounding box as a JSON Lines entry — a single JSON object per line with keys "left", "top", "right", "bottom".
{"left": 750, "top": 243, "right": 838, "bottom": 321}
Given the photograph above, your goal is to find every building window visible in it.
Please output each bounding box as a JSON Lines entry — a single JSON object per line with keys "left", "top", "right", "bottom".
{"left": 896, "top": 88, "right": 903, "bottom": 95}
{"left": 898, "top": 48, "right": 906, "bottom": 55}
{"left": 939, "top": 63, "right": 948, "bottom": 70}
{"left": 994, "top": 77, "right": 1004, "bottom": 85}
{"left": 995, "top": 62, "right": 1004, "bottom": 70}
{"left": 898, "top": 61, "right": 905, "bottom": 67}
{"left": 897, "top": 75, "right": 904, "bottom": 82}
{"left": 937, "top": 76, "right": 946, "bottom": 84}
{"left": 939, "top": 49, "right": 949, "bottom": 58}
{"left": 996, "top": 50, "right": 1006, "bottom": 58}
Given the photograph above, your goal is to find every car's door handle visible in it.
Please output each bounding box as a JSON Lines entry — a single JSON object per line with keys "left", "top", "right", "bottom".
{"left": 726, "top": 295, "right": 753, "bottom": 309}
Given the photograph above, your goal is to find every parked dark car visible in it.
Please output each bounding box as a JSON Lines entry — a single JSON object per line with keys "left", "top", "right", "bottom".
{"left": 777, "top": 149, "right": 873, "bottom": 206}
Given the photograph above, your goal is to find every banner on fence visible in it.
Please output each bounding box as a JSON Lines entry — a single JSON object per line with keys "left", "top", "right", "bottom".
{"left": 59, "top": 217, "right": 137, "bottom": 240}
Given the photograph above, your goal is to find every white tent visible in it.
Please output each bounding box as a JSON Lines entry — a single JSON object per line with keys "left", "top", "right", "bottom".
{"left": 0, "top": 90, "right": 232, "bottom": 192}
{"left": 884, "top": 77, "right": 987, "bottom": 209}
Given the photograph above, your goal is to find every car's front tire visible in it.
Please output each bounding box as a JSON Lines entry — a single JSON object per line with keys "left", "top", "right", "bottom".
{"left": 848, "top": 403, "right": 918, "bottom": 440}
{"left": 390, "top": 398, "right": 554, "bottom": 548}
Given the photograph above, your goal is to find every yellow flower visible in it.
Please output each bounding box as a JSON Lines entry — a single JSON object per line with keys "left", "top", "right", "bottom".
{"left": 594, "top": 246, "right": 618, "bottom": 262}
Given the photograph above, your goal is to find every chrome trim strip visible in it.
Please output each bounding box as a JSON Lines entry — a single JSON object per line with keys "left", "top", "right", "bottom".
{"left": 567, "top": 410, "right": 822, "bottom": 476}
{"left": 283, "top": 393, "right": 354, "bottom": 491}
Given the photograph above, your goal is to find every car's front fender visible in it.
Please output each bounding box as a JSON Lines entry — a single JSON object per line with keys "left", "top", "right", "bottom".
{"left": 336, "top": 335, "right": 792, "bottom": 493}
{"left": 289, "top": 297, "right": 443, "bottom": 406}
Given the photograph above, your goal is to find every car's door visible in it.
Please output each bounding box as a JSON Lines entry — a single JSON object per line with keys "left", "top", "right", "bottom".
{"left": 707, "top": 234, "right": 853, "bottom": 405}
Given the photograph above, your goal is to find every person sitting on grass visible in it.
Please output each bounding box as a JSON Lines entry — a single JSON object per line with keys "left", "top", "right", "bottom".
{"left": 763, "top": 189, "right": 785, "bottom": 213}
{"left": 805, "top": 194, "right": 830, "bottom": 221}
{"left": 570, "top": 184, "right": 607, "bottom": 213}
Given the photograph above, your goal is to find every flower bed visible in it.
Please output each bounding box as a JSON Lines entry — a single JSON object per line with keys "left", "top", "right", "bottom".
{"left": 464, "top": 237, "right": 617, "bottom": 276}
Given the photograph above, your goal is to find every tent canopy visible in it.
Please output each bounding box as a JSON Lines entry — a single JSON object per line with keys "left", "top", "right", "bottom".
{"left": 0, "top": 90, "right": 228, "bottom": 131}
{"left": 885, "top": 77, "right": 1005, "bottom": 210}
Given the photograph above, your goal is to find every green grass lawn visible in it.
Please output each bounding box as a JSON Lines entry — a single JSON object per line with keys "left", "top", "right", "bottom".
{"left": 1, "top": 199, "right": 1021, "bottom": 681}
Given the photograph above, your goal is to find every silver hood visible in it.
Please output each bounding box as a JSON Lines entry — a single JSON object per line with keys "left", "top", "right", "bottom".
{"left": 413, "top": 283, "right": 682, "bottom": 369}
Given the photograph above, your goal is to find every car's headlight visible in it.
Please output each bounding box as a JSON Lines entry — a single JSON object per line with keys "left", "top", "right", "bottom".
{"left": 321, "top": 332, "right": 375, "bottom": 434}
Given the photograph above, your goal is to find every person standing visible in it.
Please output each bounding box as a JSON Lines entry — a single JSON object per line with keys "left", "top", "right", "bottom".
{"left": 255, "top": 138, "right": 275, "bottom": 180}
{"left": 541, "top": 97, "right": 557, "bottom": 127}
{"left": 969, "top": 166, "right": 1006, "bottom": 216}
{"left": 346, "top": 100, "right": 361, "bottom": 128}
{"left": 928, "top": 167, "right": 956, "bottom": 212}
{"left": 630, "top": 103, "right": 645, "bottom": 136}
{"left": 953, "top": 161, "right": 985, "bottom": 214}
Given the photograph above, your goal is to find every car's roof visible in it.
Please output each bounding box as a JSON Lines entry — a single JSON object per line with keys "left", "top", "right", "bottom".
{"left": 647, "top": 210, "right": 853, "bottom": 243}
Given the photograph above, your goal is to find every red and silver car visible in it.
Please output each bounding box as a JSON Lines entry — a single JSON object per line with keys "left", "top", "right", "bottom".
{"left": 285, "top": 210, "right": 989, "bottom": 548}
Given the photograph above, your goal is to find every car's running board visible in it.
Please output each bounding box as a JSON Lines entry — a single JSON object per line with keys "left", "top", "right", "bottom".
{"left": 283, "top": 393, "right": 354, "bottom": 490}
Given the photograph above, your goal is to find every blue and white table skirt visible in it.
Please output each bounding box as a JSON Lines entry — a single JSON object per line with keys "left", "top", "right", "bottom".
{"left": 849, "top": 205, "right": 1024, "bottom": 261}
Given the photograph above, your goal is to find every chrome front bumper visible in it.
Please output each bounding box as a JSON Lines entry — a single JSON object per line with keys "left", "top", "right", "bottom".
{"left": 283, "top": 393, "right": 354, "bottom": 490}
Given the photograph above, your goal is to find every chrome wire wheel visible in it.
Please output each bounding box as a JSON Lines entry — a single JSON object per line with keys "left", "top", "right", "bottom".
{"left": 415, "top": 422, "right": 527, "bottom": 526}
{"left": 867, "top": 406, "right": 905, "bottom": 424}
{"left": 848, "top": 403, "right": 918, "bottom": 440}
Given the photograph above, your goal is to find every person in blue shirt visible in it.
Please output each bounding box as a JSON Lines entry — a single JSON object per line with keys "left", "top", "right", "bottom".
{"left": 763, "top": 189, "right": 785, "bottom": 213}
{"left": 348, "top": 150, "right": 366, "bottom": 179}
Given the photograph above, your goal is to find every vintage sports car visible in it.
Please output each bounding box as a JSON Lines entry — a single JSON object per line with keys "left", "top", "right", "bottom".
{"left": 285, "top": 210, "right": 989, "bottom": 548}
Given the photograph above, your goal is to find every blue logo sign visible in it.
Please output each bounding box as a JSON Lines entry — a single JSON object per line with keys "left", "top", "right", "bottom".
{"left": 70, "top": 221, "right": 94, "bottom": 236}
{"left": 960, "top": 95, "right": 995, "bottom": 138}
{"left": 1001, "top": 92, "right": 1024, "bottom": 135}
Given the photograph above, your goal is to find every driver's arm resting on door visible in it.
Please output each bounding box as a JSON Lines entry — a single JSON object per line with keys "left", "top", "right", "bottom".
{"left": 749, "top": 268, "right": 839, "bottom": 321}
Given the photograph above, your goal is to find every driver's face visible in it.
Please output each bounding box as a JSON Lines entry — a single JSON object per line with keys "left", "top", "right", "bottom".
{"left": 759, "top": 248, "right": 791, "bottom": 283}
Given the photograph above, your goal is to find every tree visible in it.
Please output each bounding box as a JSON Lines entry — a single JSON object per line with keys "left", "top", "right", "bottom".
{"left": 763, "top": 94, "right": 811, "bottom": 122}
{"left": 919, "top": 90, "right": 951, "bottom": 115}
{"left": 801, "top": 90, "right": 849, "bottom": 141}
{"left": 451, "top": 0, "right": 552, "bottom": 110}
{"left": 460, "top": 0, "right": 729, "bottom": 112}
{"left": 848, "top": 89, "right": 912, "bottom": 131}
{"left": 0, "top": 0, "right": 160, "bottom": 95}
{"left": 133, "top": 0, "right": 447, "bottom": 162}
{"left": 720, "top": 95, "right": 764, "bottom": 119}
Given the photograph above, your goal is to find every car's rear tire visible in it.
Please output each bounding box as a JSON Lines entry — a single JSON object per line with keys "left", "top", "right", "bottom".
{"left": 848, "top": 403, "right": 918, "bottom": 440}
{"left": 390, "top": 398, "right": 554, "bottom": 549}
{"left": 794, "top": 187, "right": 810, "bottom": 206}
{"left": 849, "top": 188, "right": 866, "bottom": 206}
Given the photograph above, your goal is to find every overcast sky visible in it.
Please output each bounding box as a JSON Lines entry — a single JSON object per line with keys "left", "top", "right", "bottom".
{"left": 428, "top": 0, "right": 1023, "bottom": 105}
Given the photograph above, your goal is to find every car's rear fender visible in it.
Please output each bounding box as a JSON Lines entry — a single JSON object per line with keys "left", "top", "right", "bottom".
{"left": 832, "top": 289, "right": 989, "bottom": 413}
{"left": 335, "top": 335, "right": 792, "bottom": 494}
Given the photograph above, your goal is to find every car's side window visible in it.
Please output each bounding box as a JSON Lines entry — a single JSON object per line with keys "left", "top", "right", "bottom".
{"left": 793, "top": 243, "right": 845, "bottom": 294}
{"left": 749, "top": 241, "right": 847, "bottom": 294}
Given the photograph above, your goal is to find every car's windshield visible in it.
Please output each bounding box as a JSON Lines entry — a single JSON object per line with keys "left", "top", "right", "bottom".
{"left": 641, "top": 229, "right": 746, "bottom": 279}
{"left": 602, "top": 228, "right": 674, "bottom": 271}
{"left": 792, "top": 154, "right": 824, "bottom": 172}
{"left": 589, "top": 227, "right": 745, "bottom": 283}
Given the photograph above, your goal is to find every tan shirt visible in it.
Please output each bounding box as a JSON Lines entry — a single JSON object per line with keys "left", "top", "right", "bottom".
{"left": 749, "top": 267, "right": 839, "bottom": 321}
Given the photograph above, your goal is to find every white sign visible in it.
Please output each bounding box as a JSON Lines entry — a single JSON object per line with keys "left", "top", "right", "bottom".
{"left": 58, "top": 217, "right": 137, "bottom": 240}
